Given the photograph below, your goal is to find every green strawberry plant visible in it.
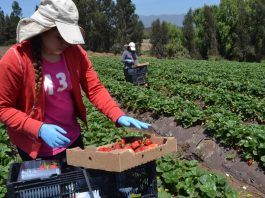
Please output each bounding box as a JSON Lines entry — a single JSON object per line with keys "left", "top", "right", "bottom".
{"left": 156, "top": 154, "right": 238, "bottom": 198}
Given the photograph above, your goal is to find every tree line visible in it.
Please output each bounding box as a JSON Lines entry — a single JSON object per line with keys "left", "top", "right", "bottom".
{"left": 150, "top": 0, "right": 265, "bottom": 62}
{"left": 1, "top": 0, "right": 265, "bottom": 62}
{"left": 0, "top": 0, "right": 144, "bottom": 54}
{"left": 0, "top": 1, "right": 21, "bottom": 46}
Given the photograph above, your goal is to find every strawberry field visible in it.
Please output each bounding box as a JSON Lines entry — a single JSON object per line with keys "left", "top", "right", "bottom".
{"left": 1, "top": 52, "right": 265, "bottom": 197}
{"left": 91, "top": 56, "right": 265, "bottom": 166}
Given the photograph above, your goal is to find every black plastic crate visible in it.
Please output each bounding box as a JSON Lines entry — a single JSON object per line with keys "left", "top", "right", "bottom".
{"left": 126, "top": 73, "right": 147, "bottom": 85}
{"left": 7, "top": 161, "right": 157, "bottom": 198}
{"left": 114, "top": 161, "right": 157, "bottom": 198}
{"left": 124, "top": 66, "right": 148, "bottom": 85}
{"left": 126, "top": 66, "right": 147, "bottom": 75}
{"left": 7, "top": 162, "right": 113, "bottom": 198}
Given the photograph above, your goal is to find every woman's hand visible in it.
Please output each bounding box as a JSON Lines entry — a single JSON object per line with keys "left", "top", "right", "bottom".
{"left": 38, "top": 124, "right": 70, "bottom": 148}
{"left": 117, "top": 116, "right": 151, "bottom": 129}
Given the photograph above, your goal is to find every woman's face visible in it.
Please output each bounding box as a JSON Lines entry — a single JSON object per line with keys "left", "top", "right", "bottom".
{"left": 41, "top": 28, "right": 70, "bottom": 55}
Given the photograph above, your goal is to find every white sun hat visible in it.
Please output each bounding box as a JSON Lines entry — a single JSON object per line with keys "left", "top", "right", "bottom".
{"left": 128, "top": 42, "right": 136, "bottom": 51}
{"left": 16, "top": 0, "right": 85, "bottom": 44}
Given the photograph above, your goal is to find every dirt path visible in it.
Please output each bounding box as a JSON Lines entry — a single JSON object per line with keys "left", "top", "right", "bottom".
{"left": 126, "top": 111, "right": 265, "bottom": 198}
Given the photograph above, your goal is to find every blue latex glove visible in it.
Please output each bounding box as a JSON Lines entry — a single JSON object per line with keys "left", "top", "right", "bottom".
{"left": 125, "top": 59, "right": 134, "bottom": 63}
{"left": 38, "top": 124, "right": 71, "bottom": 148}
{"left": 117, "top": 116, "right": 151, "bottom": 129}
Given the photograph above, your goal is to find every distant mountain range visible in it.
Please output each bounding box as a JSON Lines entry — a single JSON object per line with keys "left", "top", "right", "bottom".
{"left": 139, "top": 14, "right": 185, "bottom": 28}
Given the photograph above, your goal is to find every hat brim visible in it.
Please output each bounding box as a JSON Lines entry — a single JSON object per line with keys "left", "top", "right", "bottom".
{"left": 56, "top": 21, "right": 85, "bottom": 45}
{"left": 17, "top": 18, "right": 53, "bottom": 43}
{"left": 130, "top": 46, "right": 136, "bottom": 51}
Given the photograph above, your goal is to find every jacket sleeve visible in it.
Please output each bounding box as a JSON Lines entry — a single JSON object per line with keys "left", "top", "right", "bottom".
{"left": 78, "top": 46, "right": 125, "bottom": 123}
{"left": 121, "top": 51, "right": 127, "bottom": 63}
{"left": 0, "top": 48, "right": 42, "bottom": 139}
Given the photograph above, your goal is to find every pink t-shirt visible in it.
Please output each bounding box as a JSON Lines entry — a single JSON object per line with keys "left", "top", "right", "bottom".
{"left": 38, "top": 55, "right": 81, "bottom": 156}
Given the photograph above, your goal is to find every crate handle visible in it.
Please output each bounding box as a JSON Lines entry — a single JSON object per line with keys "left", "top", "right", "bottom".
{"left": 82, "top": 169, "right": 95, "bottom": 198}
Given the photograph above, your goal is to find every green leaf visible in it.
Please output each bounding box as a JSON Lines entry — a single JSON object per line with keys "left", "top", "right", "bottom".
{"left": 158, "top": 191, "right": 172, "bottom": 198}
{"left": 259, "top": 143, "right": 265, "bottom": 149}
{"left": 260, "top": 156, "right": 265, "bottom": 162}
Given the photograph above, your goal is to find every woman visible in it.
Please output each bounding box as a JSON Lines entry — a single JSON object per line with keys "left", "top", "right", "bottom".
{"left": 121, "top": 42, "right": 138, "bottom": 69}
{"left": 0, "top": 0, "right": 150, "bottom": 161}
{"left": 121, "top": 42, "right": 139, "bottom": 82}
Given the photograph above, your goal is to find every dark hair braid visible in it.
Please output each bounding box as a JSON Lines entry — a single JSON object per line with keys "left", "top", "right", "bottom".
{"left": 31, "top": 36, "right": 43, "bottom": 99}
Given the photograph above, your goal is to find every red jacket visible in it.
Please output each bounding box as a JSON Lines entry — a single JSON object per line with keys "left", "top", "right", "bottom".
{"left": 0, "top": 42, "right": 125, "bottom": 159}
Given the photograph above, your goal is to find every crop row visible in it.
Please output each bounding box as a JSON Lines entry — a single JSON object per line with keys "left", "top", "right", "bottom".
{"left": 91, "top": 56, "right": 265, "bottom": 167}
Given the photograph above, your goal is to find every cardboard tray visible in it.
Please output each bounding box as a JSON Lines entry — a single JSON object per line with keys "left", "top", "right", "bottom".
{"left": 66, "top": 134, "right": 177, "bottom": 172}
{"left": 132, "top": 62, "right": 149, "bottom": 68}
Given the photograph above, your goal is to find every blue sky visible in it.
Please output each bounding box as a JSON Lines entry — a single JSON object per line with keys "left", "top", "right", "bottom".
{"left": 0, "top": 0, "right": 220, "bottom": 17}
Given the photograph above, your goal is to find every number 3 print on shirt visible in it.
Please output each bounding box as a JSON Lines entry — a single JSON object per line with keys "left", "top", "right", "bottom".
{"left": 44, "top": 73, "right": 68, "bottom": 95}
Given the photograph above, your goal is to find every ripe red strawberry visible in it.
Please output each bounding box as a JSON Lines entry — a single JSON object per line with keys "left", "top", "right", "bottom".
{"left": 121, "top": 139, "right": 126, "bottom": 145}
{"left": 97, "top": 147, "right": 112, "bottom": 152}
{"left": 131, "top": 140, "right": 140, "bottom": 150}
{"left": 39, "top": 165, "right": 45, "bottom": 170}
{"left": 247, "top": 159, "right": 254, "bottom": 166}
{"left": 145, "top": 138, "right": 152, "bottom": 146}
{"left": 124, "top": 144, "right": 132, "bottom": 149}
{"left": 114, "top": 142, "right": 121, "bottom": 150}
{"left": 50, "top": 164, "right": 58, "bottom": 169}
{"left": 135, "top": 146, "right": 147, "bottom": 152}
{"left": 97, "top": 147, "right": 105, "bottom": 151}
